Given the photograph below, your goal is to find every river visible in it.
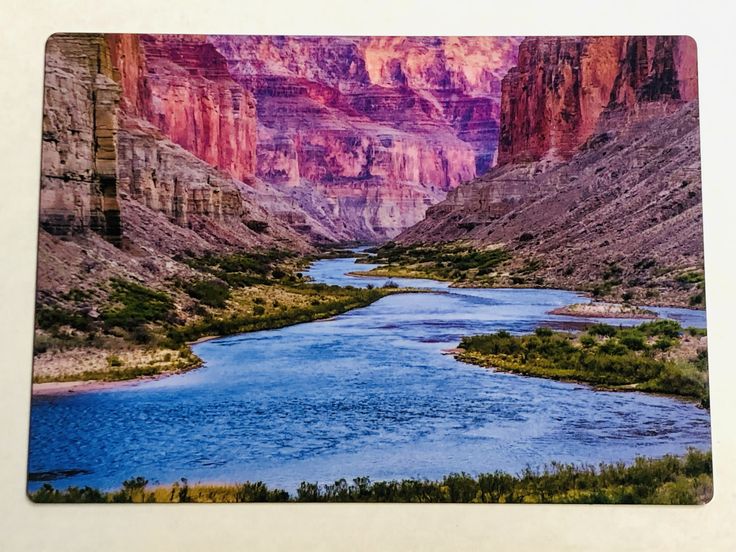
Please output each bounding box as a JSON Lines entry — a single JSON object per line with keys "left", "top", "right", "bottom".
{"left": 27, "top": 255, "right": 711, "bottom": 492}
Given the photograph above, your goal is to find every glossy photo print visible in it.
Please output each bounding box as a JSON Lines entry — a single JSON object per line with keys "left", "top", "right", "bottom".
{"left": 29, "top": 34, "right": 711, "bottom": 504}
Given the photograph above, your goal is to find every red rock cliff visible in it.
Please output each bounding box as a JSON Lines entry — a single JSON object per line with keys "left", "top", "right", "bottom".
{"left": 107, "top": 34, "right": 257, "bottom": 182}
{"left": 498, "top": 36, "right": 697, "bottom": 164}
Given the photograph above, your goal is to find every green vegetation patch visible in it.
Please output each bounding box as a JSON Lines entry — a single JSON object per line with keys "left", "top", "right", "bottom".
{"left": 180, "top": 250, "right": 295, "bottom": 287}
{"left": 458, "top": 321, "right": 709, "bottom": 407}
{"left": 29, "top": 449, "right": 711, "bottom": 504}
{"left": 101, "top": 279, "right": 174, "bottom": 332}
{"left": 183, "top": 279, "right": 231, "bottom": 308}
{"left": 358, "top": 242, "right": 510, "bottom": 284}
{"left": 167, "top": 284, "right": 397, "bottom": 346}
{"left": 36, "top": 306, "right": 92, "bottom": 332}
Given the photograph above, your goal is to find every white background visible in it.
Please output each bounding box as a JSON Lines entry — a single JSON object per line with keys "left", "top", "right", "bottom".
{"left": 0, "top": 0, "right": 734, "bottom": 550}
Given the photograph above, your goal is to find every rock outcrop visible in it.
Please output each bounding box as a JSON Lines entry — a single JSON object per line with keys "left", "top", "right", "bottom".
{"left": 210, "top": 36, "right": 521, "bottom": 238}
{"left": 497, "top": 36, "right": 697, "bottom": 164}
{"left": 40, "top": 34, "right": 122, "bottom": 244}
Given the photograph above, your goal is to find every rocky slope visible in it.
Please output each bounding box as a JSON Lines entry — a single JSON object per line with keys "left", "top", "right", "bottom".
{"left": 398, "top": 36, "right": 704, "bottom": 306}
{"left": 210, "top": 36, "right": 521, "bottom": 239}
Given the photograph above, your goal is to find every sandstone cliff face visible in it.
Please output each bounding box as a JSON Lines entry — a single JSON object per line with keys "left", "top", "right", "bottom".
{"left": 40, "top": 34, "right": 122, "bottom": 244}
{"left": 210, "top": 36, "right": 521, "bottom": 239}
{"left": 408, "top": 35, "right": 700, "bottom": 238}
{"left": 40, "top": 34, "right": 323, "bottom": 257}
{"left": 107, "top": 34, "right": 258, "bottom": 183}
{"left": 497, "top": 36, "right": 697, "bottom": 164}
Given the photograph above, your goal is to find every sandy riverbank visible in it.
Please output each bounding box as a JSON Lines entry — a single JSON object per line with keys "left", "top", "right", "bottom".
{"left": 32, "top": 373, "right": 178, "bottom": 396}
{"left": 548, "top": 302, "right": 658, "bottom": 319}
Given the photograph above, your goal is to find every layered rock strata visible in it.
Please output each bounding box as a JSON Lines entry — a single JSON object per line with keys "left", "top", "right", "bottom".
{"left": 40, "top": 34, "right": 122, "bottom": 244}
{"left": 498, "top": 36, "right": 697, "bottom": 164}
{"left": 210, "top": 36, "right": 522, "bottom": 238}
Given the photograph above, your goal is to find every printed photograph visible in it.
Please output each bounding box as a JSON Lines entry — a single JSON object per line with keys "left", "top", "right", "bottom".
{"left": 29, "top": 34, "right": 710, "bottom": 503}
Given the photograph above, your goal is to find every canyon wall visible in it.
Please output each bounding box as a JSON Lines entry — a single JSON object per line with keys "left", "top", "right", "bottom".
{"left": 497, "top": 36, "right": 697, "bottom": 164}
{"left": 40, "top": 34, "right": 122, "bottom": 244}
{"left": 107, "top": 34, "right": 258, "bottom": 183}
{"left": 40, "top": 34, "right": 322, "bottom": 258}
{"left": 210, "top": 36, "right": 521, "bottom": 239}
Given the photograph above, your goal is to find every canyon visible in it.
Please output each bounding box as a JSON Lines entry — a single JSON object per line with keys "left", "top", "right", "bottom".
{"left": 209, "top": 36, "right": 521, "bottom": 238}
{"left": 40, "top": 34, "right": 522, "bottom": 257}
{"left": 398, "top": 36, "right": 703, "bottom": 306}
{"left": 37, "top": 34, "right": 705, "bottom": 307}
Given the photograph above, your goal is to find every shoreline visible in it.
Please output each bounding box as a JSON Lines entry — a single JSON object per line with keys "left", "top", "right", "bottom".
{"left": 457, "top": 351, "right": 705, "bottom": 407}
{"left": 349, "top": 267, "right": 704, "bottom": 310}
{"left": 27, "top": 448, "right": 713, "bottom": 504}
{"left": 31, "top": 283, "right": 409, "bottom": 395}
{"left": 31, "top": 259, "right": 705, "bottom": 395}
{"left": 32, "top": 372, "right": 177, "bottom": 396}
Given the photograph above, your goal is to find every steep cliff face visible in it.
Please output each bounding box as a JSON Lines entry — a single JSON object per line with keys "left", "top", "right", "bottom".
{"left": 107, "top": 34, "right": 258, "bottom": 183}
{"left": 210, "top": 36, "right": 521, "bottom": 239}
{"left": 40, "top": 34, "right": 122, "bottom": 244}
{"left": 399, "top": 36, "right": 703, "bottom": 305}
{"left": 497, "top": 36, "right": 697, "bottom": 164}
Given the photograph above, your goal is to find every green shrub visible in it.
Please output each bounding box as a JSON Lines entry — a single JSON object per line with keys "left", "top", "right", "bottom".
{"left": 676, "top": 271, "right": 704, "bottom": 285}
{"left": 653, "top": 337, "right": 675, "bottom": 351}
{"left": 640, "top": 320, "right": 682, "bottom": 339}
{"left": 102, "top": 279, "right": 174, "bottom": 331}
{"left": 617, "top": 330, "right": 647, "bottom": 351}
{"left": 588, "top": 324, "right": 618, "bottom": 337}
{"left": 36, "top": 306, "right": 92, "bottom": 332}
{"left": 29, "top": 449, "right": 712, "bottom": 504}
{"left": 185, "top": 279, "right": 230, "bottom": 308}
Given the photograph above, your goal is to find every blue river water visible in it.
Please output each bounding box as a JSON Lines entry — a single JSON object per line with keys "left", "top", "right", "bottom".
{"left": 27, "top": 255, "right": 711, "bottom": 492}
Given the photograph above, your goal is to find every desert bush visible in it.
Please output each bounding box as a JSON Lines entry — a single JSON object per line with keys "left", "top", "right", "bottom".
{"left": 36, "top": 306, "right": 92, "bottom": 332}
{"left": 30, "top": 450, "right": 711, "bottom": 504}
{"left": 185, "top": 279, "right": 231, "bottom": 308}
{"left": 102, "top": 279, "right": 174, "bottom": 332}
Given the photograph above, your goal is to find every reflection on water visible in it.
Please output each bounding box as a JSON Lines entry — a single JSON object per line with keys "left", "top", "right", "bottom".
{"left": 28, "top": 256, "right": 710, "bottom": 492}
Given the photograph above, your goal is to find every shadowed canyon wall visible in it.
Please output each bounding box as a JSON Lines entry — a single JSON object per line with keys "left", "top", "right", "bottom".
{"left": 40, "top": 35, "right": 122, "bottom": 244}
